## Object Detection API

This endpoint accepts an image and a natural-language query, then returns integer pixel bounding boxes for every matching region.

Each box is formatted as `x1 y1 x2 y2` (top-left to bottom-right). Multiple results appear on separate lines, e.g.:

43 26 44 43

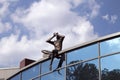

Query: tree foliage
67 60 120 80
102 68 120 80
66 61 99 80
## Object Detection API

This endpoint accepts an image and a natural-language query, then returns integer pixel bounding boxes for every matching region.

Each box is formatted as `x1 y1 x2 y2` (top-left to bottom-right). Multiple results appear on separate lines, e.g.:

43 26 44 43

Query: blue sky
92 0 120 36
0 0 120 68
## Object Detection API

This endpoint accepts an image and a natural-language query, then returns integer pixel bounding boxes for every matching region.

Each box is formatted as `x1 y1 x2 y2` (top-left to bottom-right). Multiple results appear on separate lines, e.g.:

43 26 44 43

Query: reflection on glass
41 60 50 74
22 64 40 80
32 77 40 80
41 58 65 74
101 54 120 80
10 74 21 80
35 78 40 80
67 59 99 80
67 44 98 64
100 37 120 56
41 69 65 80
52 58 65 70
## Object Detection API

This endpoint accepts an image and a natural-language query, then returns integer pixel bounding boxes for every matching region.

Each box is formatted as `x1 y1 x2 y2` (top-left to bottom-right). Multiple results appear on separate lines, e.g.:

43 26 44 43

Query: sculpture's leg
57 54 65 69
49 52 54 70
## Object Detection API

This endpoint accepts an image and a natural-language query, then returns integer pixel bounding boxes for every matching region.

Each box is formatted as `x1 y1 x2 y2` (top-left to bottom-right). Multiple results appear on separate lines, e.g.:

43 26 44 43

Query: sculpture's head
56 35 60 40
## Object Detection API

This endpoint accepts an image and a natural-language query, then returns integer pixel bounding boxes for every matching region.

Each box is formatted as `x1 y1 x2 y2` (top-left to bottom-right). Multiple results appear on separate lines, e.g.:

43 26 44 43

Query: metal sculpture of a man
42 32 65 71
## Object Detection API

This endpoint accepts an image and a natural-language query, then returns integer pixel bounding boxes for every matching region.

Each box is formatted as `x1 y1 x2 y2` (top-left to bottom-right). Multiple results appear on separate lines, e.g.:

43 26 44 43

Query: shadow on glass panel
101 54 120 80
67 60 99 80
67 44 98 64
41 69 65 80
100 37 120 56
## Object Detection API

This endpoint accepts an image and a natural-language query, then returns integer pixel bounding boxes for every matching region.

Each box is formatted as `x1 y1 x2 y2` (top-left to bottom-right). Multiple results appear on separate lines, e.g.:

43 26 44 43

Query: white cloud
0 0 100 67
0 21 12 33
111 15 118 24
102 14 109 21
88 0 100 18
0 0 16 34
102 14 118 24
11 0 99 47
12 0 99 38
0 2 9 17
0 33 48 67
0 0 16 17
69 0 84 7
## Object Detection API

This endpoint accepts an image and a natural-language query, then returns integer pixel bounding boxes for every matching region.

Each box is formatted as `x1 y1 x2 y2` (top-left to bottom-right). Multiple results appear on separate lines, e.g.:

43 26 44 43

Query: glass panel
101 54 120 80
10 74 21 80
41 58 65 74
41 69 65 80
35 78 40 80
22 64 40 80
41 60 50 74
32 77 40 80
67 59 99 80
67 44 98 64
52 58 65 70
100 37 120 56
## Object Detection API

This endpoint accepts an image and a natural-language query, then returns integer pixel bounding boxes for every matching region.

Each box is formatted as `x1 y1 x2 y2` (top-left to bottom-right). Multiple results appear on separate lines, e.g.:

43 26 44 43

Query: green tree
67 60 120 80
102 69 120 80
67 60 99 80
